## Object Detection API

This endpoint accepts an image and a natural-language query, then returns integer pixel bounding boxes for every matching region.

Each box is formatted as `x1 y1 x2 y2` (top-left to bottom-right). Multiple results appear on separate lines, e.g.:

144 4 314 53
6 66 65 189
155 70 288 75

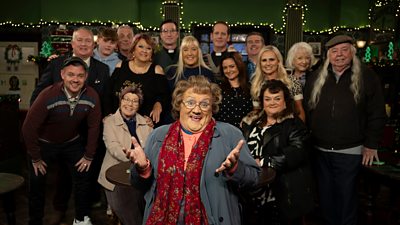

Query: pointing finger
131 136 140 148
234 140 244 153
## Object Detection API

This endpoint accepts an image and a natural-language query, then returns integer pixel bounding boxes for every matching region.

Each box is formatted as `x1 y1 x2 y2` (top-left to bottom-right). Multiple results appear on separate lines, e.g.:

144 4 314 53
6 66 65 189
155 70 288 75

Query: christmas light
388 41 394 60
0 0 397 35
365 46 371 62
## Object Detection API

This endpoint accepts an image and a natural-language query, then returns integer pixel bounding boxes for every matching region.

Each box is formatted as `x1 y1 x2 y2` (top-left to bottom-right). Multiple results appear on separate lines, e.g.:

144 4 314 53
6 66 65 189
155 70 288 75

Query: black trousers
315 150 362 225
28 138 91 225
53 139 105 211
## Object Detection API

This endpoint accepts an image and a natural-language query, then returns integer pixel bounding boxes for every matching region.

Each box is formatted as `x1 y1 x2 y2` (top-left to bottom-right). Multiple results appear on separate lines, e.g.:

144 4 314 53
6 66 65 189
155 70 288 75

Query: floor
0 157 399 225
0 168 115 225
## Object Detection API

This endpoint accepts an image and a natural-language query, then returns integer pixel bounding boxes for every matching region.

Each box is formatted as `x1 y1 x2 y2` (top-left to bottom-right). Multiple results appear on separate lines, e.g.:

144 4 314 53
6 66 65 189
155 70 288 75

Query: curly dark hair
219 52 250 94
258 79 294 121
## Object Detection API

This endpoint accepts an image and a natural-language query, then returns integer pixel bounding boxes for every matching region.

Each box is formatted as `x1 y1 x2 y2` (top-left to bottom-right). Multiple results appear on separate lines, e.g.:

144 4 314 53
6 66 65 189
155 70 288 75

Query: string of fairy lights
368 0 400 32
3 0 396 66
1 0 398 35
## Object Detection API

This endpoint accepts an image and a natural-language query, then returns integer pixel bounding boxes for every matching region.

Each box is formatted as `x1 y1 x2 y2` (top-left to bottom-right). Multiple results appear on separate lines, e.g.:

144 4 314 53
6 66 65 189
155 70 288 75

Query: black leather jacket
242 116 314 220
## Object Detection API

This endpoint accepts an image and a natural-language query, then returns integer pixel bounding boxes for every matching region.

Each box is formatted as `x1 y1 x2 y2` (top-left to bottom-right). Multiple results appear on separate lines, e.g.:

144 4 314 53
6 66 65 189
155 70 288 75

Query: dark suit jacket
30 54 111 115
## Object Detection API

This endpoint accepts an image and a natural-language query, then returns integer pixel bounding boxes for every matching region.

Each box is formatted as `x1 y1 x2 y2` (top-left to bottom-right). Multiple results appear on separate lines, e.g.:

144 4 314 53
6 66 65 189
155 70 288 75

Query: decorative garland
0 1 397 35
4 44 22 65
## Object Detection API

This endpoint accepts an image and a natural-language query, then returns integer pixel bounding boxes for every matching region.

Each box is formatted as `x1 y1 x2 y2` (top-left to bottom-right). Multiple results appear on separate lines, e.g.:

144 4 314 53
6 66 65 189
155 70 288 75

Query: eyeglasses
122 97 139 104
182 99 210 111
161 29 178 34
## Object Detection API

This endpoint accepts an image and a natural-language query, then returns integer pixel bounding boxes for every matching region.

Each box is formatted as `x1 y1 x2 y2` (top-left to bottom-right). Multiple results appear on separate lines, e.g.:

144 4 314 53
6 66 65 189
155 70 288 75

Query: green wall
1 0 41 23
304 0 373 31
40 0 141 23
0 0 383 32
305 0 337 31
340 0 371 28
183 0 285 28
139 0 163 28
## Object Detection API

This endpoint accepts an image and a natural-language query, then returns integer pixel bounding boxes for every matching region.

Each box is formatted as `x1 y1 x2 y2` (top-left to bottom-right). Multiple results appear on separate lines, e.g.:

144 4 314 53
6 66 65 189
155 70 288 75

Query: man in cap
303 35 386 225
23 57 101 225
30 27 110 113
30 27 110 223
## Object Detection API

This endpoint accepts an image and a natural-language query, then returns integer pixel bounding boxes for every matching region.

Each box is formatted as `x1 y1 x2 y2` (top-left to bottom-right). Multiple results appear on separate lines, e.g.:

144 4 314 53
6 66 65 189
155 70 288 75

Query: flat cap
325 35 354 49
62 56 88 71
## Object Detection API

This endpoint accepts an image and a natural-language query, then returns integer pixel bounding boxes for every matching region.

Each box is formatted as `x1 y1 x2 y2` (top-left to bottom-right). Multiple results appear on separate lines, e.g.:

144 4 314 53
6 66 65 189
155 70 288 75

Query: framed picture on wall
308 42 321 56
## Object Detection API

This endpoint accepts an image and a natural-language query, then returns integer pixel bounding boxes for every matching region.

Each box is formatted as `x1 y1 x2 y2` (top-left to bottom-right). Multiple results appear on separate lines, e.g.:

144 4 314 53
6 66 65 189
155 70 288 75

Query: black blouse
108 61 169 122
214 85 253 128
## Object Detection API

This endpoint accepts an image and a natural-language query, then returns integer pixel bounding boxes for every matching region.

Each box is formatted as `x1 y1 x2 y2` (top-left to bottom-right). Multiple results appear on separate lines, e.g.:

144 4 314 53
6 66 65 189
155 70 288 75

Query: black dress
214 84 253 128
109 61 169 123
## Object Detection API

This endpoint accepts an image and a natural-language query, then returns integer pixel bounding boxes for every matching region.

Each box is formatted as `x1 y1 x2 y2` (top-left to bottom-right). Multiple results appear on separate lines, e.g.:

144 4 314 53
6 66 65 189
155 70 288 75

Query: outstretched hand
123 136 148 169
215 140 244 173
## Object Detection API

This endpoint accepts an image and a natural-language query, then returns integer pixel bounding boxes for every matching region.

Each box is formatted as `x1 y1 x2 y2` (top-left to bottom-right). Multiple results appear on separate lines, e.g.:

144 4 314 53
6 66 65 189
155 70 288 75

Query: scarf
146 119 216 225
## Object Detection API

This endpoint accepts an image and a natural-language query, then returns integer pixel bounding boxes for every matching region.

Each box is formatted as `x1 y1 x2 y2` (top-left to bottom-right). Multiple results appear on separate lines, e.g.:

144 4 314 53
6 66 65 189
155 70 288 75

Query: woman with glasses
108 34 169 125
98 85 153 225
125 75 259 225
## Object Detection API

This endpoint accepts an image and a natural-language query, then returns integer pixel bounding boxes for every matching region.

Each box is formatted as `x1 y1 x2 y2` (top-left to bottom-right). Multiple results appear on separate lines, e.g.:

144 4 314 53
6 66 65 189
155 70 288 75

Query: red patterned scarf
146 119 216 225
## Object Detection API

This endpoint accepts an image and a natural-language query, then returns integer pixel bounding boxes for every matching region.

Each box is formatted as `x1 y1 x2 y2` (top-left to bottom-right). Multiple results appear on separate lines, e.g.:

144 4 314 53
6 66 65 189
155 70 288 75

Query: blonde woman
166 35 214 91
286 42 315 88
250 45 305 122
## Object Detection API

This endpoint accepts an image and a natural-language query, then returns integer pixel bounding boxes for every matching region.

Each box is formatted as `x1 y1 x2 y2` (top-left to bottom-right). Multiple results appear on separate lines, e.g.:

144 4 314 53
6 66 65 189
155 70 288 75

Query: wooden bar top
0 173 24 194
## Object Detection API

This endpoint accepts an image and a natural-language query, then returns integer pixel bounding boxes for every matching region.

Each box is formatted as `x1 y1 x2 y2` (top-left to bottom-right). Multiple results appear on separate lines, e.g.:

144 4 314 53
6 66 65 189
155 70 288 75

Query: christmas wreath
5 44 22 65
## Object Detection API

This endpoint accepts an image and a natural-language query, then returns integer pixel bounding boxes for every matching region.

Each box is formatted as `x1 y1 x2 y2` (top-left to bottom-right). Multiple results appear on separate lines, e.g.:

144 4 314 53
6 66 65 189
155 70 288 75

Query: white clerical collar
72 54 90 67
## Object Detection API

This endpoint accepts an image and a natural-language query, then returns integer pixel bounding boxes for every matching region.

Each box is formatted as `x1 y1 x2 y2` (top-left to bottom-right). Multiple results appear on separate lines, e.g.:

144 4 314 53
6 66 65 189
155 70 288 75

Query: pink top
181 131 203 170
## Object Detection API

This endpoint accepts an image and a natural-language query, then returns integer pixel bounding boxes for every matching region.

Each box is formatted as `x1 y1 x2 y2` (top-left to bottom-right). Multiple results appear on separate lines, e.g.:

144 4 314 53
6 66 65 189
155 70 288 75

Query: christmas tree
40 40 54 58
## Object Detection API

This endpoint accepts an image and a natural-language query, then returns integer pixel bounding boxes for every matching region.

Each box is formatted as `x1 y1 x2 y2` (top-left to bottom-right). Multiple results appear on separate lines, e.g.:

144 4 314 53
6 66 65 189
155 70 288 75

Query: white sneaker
72 216 93 225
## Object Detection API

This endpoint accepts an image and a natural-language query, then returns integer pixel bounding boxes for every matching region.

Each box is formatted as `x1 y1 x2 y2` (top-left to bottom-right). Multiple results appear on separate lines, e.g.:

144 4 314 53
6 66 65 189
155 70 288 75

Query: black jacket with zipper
242 116 314 221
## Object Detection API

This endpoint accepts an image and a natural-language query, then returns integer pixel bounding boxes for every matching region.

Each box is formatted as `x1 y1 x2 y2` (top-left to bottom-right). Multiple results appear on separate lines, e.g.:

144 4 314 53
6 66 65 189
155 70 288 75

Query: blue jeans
28 138 91 225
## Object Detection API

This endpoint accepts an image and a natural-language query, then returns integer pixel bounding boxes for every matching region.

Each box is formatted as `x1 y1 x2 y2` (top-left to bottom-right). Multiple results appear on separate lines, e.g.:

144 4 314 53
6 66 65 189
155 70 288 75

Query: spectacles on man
182 99 210 111
161 29 178 34
122 97 139 105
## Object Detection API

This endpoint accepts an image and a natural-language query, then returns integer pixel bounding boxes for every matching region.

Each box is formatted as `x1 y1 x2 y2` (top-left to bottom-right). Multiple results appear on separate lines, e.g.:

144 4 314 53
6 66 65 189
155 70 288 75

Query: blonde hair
170 36 210 85
250 45 292 101
286 42 315 71
308 45 362 109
